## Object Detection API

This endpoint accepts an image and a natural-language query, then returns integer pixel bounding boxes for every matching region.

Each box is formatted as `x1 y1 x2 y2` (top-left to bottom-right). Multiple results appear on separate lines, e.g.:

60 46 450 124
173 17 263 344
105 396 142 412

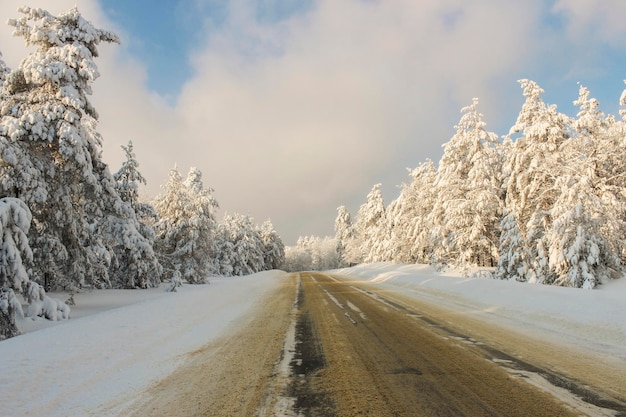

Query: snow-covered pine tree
287 236 339 271
109 141 162 288
368 204 393 264
184 167 219 275
0 198 32 339
397 160 438 264
429 98 503 273
355 184 386 263
334 206 355 267
153 166 187 278
153 166 217 283
540 85 626 288
259 220 285 270
214 224 236 276
114 141 146 212
295 236 316 270
283 245 312 272
0 198 32 292
220 213 265 276
0 52 9 88
496 80 572 284
546 175 621 288
0 7 150 290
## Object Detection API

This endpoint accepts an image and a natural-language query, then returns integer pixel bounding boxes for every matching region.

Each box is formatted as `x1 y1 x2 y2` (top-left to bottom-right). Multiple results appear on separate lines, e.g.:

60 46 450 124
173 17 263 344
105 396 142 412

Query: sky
2 0 626 245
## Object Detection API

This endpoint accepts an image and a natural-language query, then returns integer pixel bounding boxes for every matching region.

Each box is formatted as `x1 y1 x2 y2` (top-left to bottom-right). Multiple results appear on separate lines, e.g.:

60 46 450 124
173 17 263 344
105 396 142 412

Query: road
125 272 626 416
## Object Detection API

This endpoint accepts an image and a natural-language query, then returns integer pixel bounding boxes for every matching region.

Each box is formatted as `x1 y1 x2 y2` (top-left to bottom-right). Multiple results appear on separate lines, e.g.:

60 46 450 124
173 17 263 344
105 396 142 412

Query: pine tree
429 98 503 272
355 184 386 263
539 86 626 288
214 224 236 276
0 52 9 88
286 236 339 271
0 198 32 339
105 142 162 288
184 167 219 275
0 7 147 290
398 160 438 264
114 141 146 211
220 213 265 276
153 166 218 283
259 220 285 270
496 80 572 283
334 206 354 267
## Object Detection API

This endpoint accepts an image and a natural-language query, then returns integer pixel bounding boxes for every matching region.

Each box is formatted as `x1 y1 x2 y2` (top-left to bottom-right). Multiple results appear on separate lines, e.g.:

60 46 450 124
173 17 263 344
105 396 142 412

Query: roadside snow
0 271 288 417
335 263 626 362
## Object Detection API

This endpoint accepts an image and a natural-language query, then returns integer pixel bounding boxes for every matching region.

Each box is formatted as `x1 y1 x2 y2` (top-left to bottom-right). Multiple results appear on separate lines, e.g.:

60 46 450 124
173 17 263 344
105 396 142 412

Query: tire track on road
303 272 582 417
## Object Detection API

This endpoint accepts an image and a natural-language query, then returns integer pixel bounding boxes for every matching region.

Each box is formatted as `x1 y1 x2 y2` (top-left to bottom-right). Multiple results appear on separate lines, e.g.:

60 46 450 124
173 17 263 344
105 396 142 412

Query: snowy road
287 272 621 416
129 272 625 416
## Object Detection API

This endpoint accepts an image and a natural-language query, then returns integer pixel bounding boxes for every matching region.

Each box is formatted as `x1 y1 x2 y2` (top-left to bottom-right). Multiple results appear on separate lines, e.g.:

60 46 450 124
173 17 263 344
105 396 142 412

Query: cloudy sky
2 0 626 244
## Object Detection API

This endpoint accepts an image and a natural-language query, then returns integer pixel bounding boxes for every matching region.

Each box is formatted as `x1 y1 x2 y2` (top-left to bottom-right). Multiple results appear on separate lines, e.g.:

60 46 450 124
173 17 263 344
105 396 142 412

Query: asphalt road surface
126 272 626 417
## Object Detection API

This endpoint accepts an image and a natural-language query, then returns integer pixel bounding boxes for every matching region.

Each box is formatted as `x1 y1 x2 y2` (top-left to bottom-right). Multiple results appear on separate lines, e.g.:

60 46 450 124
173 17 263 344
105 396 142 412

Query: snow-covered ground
2 264 625 416
0 271 288 417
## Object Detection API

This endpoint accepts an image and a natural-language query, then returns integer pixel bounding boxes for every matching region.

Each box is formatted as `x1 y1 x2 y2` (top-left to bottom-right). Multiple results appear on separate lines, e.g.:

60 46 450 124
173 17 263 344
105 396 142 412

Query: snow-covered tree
0 7 161 291
153 166 218 283
545 175 622 288
114 141 146 213
496 80 572 283
259 220 285 270
167 269 183 292
283 236 339 272
24 281 70 321
0 52 9 88
538 86 626 288
113 140 159 251
283 245 312 272
0 7 141 290
183 167 219 273
0 198 32 339
219 213 266 276
213 224 236 276
334 206 355 267
355 184 386 263
107 141 162 288
0 198 32 292
0 287 22 340
429 98 503 272
385 160 438 264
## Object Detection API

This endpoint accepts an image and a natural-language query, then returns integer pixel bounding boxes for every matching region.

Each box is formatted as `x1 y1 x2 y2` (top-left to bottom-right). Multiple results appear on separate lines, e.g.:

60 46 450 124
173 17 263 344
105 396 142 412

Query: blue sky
2 0 626 244
100 0 315 101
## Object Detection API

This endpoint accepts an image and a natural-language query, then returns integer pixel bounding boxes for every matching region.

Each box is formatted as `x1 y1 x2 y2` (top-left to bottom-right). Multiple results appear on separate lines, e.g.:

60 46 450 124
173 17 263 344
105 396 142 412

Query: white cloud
552 0 626 45
174 0 544 241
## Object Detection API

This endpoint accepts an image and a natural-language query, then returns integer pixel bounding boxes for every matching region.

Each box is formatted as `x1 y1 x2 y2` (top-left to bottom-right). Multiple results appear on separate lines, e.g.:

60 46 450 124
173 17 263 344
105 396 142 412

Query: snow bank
0 271 288 417
336 263 626 361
